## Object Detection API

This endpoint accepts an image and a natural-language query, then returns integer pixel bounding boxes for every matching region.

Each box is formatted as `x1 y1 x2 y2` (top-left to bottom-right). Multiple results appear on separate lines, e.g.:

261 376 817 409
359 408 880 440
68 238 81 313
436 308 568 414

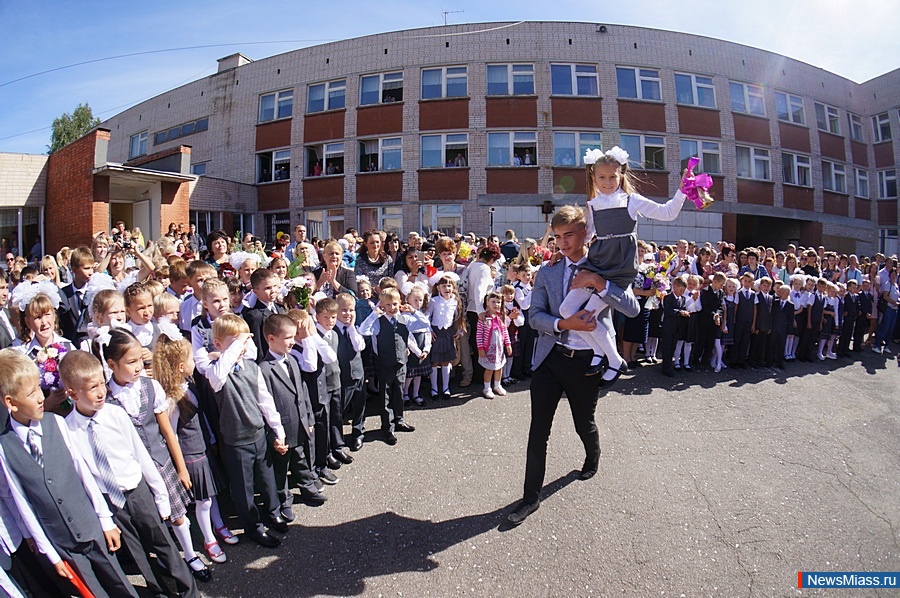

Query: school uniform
57 283 90 346
802 292 826 360
771 297 794 369
290 334 336 476
695 286 723 369
732 288 756 367
659 292 686 375
242 297 285 362
512 281 535 377
178 294 202 334
751 290 774 367
855 290 874 350
359 312 412 437
316 324 346 457
838 293 859 356
0 307 16 350
335 322 366 446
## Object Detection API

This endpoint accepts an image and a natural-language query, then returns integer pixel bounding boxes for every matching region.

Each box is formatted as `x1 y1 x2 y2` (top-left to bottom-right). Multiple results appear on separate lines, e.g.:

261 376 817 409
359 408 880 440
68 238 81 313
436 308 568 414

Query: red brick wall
257 181 290 211
418 169 469 200
783 185 814 211
161 181 190 226
357 103 403 136
617 100 666 133
721 213 737 243
304 110 345 143
855 198 871 221
818 132 846 161
677 106 721 138
550 97 602 128
356 171 403 203
486 168 538 194
878 200 898 226
552 167 586 197
874 142 894 168
733 113 771 146
633 171 670 198
822 191 848 216
256 120 292 151
850 141 868 167
736 179 774 205
303 176 344 207
778 122 811 154
419 99 469 131
486 97 537 128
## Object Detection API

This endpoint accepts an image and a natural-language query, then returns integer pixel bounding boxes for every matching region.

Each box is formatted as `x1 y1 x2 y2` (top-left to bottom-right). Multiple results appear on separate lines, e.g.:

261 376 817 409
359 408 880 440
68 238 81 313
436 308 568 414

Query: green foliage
48 103 100 154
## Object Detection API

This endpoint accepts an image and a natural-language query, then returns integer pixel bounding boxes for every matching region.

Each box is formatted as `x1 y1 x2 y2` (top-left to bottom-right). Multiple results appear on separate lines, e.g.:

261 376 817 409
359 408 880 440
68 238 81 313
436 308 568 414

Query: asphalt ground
131 346 898 597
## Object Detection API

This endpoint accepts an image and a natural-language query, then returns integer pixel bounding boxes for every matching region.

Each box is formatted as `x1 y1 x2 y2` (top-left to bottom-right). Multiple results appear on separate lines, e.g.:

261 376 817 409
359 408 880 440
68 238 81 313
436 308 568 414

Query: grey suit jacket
529 258 640 369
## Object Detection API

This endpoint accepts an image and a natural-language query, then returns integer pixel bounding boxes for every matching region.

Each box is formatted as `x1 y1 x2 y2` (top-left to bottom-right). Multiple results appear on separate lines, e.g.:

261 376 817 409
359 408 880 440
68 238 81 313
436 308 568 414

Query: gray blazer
529 258 640 369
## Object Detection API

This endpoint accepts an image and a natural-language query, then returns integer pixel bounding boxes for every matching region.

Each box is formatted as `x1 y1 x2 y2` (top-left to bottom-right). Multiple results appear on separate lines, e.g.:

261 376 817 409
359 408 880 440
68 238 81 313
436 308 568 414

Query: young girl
560 146 692 383
124 281 159 373
269 256 288 281
476 291 512 399
500 284 525 387
96 328 208 579
786 275 807 361
154 291 182 324
720 278 738 369
427 274 464 400
819 282 839 360
403 285 432 406
153 327 236 566
681 274 703 371
230 251 261 294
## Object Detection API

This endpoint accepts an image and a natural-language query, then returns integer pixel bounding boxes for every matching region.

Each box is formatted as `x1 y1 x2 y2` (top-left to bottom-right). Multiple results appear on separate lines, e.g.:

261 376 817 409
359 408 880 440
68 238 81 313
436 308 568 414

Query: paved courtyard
165 351 897 597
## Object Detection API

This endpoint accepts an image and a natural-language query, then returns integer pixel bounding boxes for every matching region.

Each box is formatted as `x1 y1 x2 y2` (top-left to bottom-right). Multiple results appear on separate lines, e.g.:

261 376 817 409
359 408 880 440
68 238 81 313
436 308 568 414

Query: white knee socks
195 498 216 545
171 518 197 561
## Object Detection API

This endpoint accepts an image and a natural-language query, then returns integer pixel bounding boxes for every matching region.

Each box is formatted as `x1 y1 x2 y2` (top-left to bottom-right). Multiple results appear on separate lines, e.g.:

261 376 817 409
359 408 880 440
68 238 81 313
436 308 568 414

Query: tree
48 103 100 154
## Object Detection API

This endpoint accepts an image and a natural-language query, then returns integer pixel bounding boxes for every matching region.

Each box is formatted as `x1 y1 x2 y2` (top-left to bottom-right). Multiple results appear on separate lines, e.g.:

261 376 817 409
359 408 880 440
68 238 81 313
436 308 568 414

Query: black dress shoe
318 468 339 485
384 432 398 445
507 500 540 526
332 448 354 464
280 506 296 522
580 462 599 480
313 478 324 490
299 489 328 505
348 436 364 452
442 390 452 400
597 364 625 388
661 368 674 378
185 556 211 582
326 454 343 470
267 516 289 534
246 531 281 548
394 420 416 432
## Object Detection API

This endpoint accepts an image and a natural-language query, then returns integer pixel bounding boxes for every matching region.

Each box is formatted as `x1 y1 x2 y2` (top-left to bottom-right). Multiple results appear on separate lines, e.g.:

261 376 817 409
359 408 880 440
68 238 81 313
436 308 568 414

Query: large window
359 206 402 235
257 149 290 183
775 92 805 125
815 102 840 135
849 113 864 142
190 163 207 176
231 213 253 236
553 132 601 166
421 66 467 99
487 132 537 166
680 140 720 174
189 210 219 244
263 212 290 246
154 117 209 146
307 80 346 113
421 134 469 168
360 72 403 105
620 134 665 170
878 169 897 199
855 168 869 199
822 161 847 193
129 131 147 159
486 64 534 96
782 153 811 187
873 113 892 143
421 204 462 236
616 67 661 101
736 146 770 180
305 209 344 240
674 73 716 108
305 143 344 177
730 81 765 116
359 138 401 172
550 64 599 96
259 90 293 122
0 207 41 263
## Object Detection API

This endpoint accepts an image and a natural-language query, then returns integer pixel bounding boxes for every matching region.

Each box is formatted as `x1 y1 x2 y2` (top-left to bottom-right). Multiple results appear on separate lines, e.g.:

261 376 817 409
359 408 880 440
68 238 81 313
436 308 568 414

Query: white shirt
0 446 58 568
178 295 201 332
0 309 16 341
66 405 171 519
554 255 592 350
128 320 155 347
514 282 533 311
12 332 72 357
685 291 702 312
335 322 366 352
586 189 686 239
108 378 168 418
427 294 458 330
406 311 433 358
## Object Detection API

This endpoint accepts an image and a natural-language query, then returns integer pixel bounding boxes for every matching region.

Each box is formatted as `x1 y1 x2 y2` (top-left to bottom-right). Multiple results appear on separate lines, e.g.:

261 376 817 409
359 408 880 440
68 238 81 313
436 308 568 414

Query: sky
0 0 896 155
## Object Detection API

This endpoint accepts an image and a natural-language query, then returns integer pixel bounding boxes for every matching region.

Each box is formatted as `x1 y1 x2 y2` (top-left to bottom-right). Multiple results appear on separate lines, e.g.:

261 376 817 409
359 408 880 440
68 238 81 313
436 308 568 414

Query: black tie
565 263 577 294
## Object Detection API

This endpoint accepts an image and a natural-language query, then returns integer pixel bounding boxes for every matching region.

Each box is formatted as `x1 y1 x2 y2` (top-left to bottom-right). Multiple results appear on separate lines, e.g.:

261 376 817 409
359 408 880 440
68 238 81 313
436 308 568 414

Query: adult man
285 224 308 259
507 206 639 526
500 230 520 262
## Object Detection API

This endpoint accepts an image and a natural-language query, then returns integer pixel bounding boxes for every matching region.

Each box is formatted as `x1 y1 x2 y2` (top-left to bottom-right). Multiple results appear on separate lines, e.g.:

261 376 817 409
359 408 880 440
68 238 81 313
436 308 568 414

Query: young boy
856 278 875 350
242 269 285 360
57 246 95 345
166 259 191 300
206 315 288 547
192 278 239 377
179 261 216 333
771 284 794 369
259 315 325 517
660 277 690 377
314 298 352 470
511 263 534 380
0 349 136 597
732 273 757 368
358 288 417 445
750 277 774 368
335 293 366 452
695 272 726 370
837 280 860 357
61 350 201 595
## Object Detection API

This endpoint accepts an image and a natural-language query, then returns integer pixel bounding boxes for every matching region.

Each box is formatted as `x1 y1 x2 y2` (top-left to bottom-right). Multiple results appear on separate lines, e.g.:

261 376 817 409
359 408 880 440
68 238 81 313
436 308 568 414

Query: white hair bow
229 251 261 270
157 320 182 342
11 280 61 311
583 146 629 166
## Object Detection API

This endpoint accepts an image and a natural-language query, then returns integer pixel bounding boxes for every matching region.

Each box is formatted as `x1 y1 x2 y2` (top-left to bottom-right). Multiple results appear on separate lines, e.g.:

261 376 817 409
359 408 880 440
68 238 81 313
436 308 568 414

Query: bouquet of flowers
285 276 314 309
639 252 676 310
34 343 68 392
681 156 715 210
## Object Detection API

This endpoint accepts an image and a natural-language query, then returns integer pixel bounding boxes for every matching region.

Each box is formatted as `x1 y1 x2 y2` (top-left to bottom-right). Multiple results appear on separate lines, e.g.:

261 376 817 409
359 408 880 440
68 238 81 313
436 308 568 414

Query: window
550 64 599 96
307 80 345 113
822 161 846 193
129 132 147 159
486 64 534 95
775 92 805 125
680 140 720 174
360 72 403 105
306 209 344 240
259 90 293 122
190 210 220 243
620 134 665 170
190 163 207 176
359 206 402 235
154 117 209 146
263 212 290 245
616 67 661 101
232 213 253 236
487 132 537 166
421 204 462 236
873 113 892 143
674 73 716 108
421 133 469 168
736 146 770 180
257 149 290 183
553 132 601 166
849 113 864 142
814 102 840 135
359 138 401 172
878 169 897 199
730 82 765 116
421 66 467 99
305 143 344 177
855 168 869 199
782 153 811 187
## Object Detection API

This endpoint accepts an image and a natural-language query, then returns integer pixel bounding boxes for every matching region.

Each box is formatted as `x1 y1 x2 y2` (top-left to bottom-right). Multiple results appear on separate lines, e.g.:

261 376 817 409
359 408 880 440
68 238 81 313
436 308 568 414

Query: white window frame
730 81 765 116
873 112 892 143
855 168 869 199
736 145 771 181
421 66 468 100
258 89 293 122
553 132 602 167
129 131 148 159
679 139 721 174
878 169 897 199
615 66 661 101
486 64 535 96
849 113 864 142
359 71 404 105
420 133 469 168
814 102 841 135
782 152 811 187
307 79 346 113
421 204 462 236
487 131 538 167
774 92 805 125
257 149 291 184
550 64 599 97
305 142 344 177
358 206 403 235
674 73 716 108
822 160 847 193
620 134 665 171
359 137 402 172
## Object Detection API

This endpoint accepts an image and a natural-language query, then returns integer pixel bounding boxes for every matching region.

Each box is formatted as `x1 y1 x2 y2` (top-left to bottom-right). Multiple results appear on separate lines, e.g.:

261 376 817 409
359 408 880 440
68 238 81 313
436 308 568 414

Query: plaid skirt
156 455 191 521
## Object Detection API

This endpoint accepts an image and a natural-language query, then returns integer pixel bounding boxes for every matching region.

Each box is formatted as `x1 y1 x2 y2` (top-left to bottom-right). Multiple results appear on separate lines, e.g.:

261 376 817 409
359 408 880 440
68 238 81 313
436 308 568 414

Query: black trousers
312 396 331 471
838 317 855 354
659 330 676 372
732 321 752 365
694 321 716 367
379 364 406 433
523 349 603 505
327 387 346 450
343 379 366 438
221 434 279 536
467 311 484 381
270 437 317 508
7 541 68 597
853 315 869 349
771 330 787 368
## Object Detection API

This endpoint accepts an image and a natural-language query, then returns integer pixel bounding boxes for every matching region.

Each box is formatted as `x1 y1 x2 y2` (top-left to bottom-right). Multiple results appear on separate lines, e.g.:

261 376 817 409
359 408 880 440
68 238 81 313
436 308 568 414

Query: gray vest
317 329 341 392
336 325 364 384
106 377 170 468
376 315 408 368
213 360 265 446
174 394 207 457
0 416 102 550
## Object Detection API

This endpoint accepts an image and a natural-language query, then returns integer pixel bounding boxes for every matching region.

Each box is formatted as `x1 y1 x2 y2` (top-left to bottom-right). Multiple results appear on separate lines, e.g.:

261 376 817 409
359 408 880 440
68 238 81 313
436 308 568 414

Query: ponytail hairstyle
152 333 192 412
430 274 466 334
92 327 141 369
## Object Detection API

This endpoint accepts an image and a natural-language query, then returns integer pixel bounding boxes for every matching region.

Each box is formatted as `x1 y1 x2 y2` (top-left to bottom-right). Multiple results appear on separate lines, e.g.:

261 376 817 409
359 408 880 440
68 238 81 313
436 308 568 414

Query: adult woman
384 233 401 265
55 246 72 285
39 255 64 287
293 242 320 271
622 253 656 368
712 245 737 277
779 253 799 284
205 229 231 271
690 246 714 279
822 252 840 283
314 240 358 297
801 250 820 277
393 247 429 291
91 234 110 270
872 267 899 354
513 238 542 269
354 230 394 283
463 243 501 386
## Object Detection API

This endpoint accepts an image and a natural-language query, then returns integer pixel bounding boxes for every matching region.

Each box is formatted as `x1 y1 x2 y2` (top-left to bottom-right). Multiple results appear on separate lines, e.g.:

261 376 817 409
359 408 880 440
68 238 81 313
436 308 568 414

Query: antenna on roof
442 10 463 26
